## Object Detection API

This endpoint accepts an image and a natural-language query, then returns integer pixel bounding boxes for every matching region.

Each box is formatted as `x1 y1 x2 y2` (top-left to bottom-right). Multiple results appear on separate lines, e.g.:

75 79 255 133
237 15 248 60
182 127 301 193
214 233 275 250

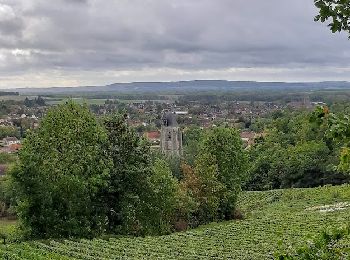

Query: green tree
199 127 248 219
9 101 110 238
141 159 181 234
246 142 285 190
102 114 151 234
246 109 347 190
311 106 350 172
280 141 331 188
325 113 350 172
193 153 225 223
183 126 203 166
314 0 350 37
103 114 183 235
0 126 20 139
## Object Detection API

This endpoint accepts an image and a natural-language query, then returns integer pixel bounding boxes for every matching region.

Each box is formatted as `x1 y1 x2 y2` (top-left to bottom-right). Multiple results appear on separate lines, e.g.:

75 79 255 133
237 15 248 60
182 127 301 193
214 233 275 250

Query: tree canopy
10 101 110 238
199 127 248 219
246 109 349 190
312 106 350 172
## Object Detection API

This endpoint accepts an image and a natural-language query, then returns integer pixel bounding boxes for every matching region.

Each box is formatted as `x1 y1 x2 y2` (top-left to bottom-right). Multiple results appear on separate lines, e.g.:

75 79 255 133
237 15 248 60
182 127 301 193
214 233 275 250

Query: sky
0 0 349 88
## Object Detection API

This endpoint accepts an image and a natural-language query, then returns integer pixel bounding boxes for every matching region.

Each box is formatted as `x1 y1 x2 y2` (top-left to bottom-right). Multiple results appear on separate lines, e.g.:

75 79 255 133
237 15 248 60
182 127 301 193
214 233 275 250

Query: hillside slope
1 185 350 259
13 80 350 95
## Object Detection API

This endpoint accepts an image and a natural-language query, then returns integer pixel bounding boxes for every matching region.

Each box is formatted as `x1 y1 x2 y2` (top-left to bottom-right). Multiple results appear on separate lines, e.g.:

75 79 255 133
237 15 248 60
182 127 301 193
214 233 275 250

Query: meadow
0 184 349 259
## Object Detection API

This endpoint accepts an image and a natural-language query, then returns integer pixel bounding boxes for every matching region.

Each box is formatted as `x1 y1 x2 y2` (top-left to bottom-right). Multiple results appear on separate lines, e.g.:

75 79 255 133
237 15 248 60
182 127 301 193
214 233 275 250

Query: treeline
0 100 22 117
178 91 308 104
0 92 19 96
6 101 247 239
245 109 350 190
178 90 350 104
44 94 171 100
24 96 46 107
182 107 350 192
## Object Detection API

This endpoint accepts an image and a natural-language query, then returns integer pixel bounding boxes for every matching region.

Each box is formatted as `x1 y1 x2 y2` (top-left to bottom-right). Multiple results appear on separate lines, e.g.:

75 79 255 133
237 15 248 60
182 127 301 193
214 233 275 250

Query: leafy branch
314 0 350 37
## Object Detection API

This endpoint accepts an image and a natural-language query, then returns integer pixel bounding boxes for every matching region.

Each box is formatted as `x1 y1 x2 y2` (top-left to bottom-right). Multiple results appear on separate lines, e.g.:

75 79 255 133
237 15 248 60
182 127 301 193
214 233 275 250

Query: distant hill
8 80 350 95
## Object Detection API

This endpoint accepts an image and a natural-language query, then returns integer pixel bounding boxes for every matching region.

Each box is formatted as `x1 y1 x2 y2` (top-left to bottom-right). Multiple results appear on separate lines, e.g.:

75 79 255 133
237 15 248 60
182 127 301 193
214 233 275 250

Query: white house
2 137 20 146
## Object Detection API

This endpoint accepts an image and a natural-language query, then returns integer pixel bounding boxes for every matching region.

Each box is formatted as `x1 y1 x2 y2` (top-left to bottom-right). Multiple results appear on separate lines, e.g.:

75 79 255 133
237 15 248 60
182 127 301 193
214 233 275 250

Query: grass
0 185 349 259
0 218 17 244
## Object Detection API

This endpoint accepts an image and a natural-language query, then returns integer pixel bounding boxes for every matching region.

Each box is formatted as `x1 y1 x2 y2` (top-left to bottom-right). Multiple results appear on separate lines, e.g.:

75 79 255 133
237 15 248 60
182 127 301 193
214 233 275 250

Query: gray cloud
0 0 349 88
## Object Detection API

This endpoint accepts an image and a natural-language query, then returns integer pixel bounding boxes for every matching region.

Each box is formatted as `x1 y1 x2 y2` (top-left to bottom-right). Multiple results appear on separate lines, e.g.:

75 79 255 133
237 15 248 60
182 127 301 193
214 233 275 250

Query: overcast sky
0 0 349 88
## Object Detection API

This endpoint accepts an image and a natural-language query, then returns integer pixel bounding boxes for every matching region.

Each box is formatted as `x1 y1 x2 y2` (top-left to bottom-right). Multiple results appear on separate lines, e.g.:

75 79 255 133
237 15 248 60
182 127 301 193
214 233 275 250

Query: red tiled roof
144 131 161 140
9 143 21 151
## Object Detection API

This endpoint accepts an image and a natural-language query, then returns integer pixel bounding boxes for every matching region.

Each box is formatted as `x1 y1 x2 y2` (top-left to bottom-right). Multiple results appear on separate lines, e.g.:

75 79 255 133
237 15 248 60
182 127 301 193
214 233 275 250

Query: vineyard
1 184 350 259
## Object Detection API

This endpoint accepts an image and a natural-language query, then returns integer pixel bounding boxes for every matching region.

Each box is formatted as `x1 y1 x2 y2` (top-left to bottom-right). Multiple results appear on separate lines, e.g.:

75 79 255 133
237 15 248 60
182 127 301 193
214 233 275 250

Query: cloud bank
0 0 349 88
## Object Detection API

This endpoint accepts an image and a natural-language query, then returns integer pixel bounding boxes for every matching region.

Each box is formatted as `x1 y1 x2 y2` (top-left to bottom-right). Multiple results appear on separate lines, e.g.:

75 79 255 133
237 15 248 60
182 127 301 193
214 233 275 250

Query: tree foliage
199 127 248 219
311 106 350 172
182 126 203 166
0 126 20 139
280 141 331 188
9 103 186 238
193 153 225 223
314 0 350 37
102 113 151 234
142 159 182 234
24 96 46 107
10 101 110 238
246 109 349 190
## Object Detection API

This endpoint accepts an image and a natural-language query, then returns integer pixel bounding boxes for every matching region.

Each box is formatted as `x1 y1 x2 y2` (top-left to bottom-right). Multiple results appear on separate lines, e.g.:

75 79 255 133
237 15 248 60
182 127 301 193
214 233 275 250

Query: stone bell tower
160 112 182 156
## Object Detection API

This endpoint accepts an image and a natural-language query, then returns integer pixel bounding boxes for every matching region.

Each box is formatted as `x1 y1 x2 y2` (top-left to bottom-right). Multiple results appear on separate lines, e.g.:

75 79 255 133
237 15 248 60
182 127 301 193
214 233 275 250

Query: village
0 94 322 161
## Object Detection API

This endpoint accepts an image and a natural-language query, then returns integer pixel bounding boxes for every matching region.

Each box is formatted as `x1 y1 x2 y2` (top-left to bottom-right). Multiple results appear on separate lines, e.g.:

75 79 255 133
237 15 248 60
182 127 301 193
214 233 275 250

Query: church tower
160 112 182 156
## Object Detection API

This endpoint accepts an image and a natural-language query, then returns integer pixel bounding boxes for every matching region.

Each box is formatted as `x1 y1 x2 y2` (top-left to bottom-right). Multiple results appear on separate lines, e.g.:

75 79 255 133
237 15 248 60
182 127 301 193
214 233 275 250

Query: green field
45 98 108 105
1 185 350 259
0 95 37 101
45 98 175 105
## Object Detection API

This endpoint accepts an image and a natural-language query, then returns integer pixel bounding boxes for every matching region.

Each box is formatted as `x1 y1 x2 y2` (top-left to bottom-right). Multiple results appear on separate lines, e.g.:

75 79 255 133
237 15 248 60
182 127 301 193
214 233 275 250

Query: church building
160 112 182 156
